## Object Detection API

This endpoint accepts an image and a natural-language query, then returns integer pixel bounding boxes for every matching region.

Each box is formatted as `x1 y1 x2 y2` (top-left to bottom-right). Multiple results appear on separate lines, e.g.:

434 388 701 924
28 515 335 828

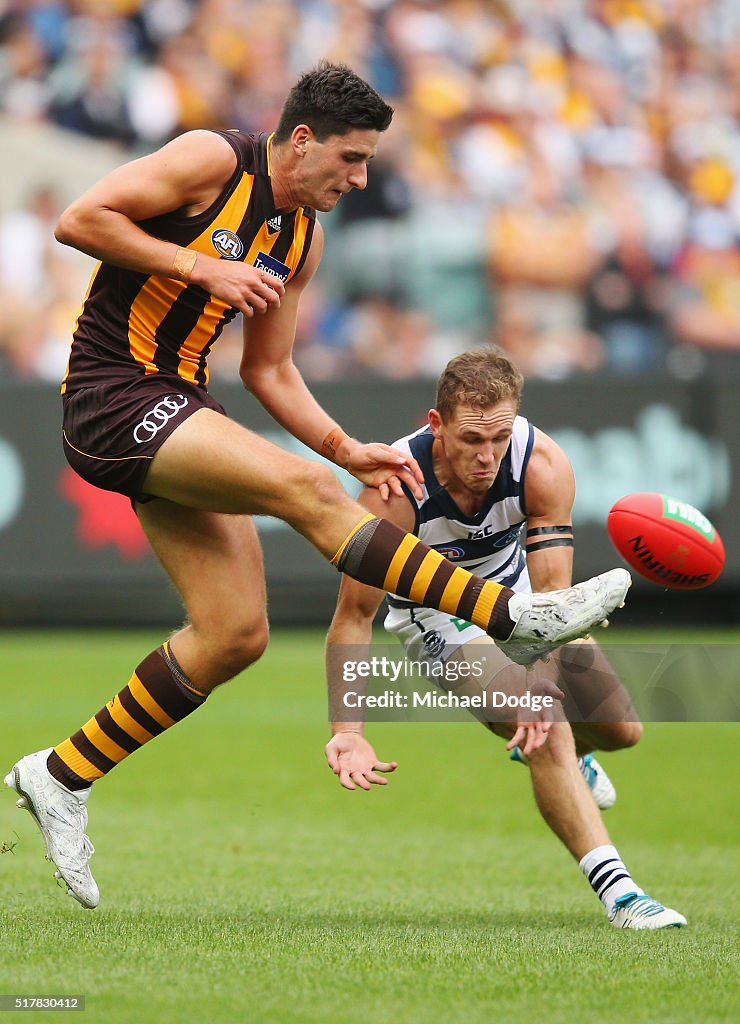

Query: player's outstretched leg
332 515 631 662
4 748 98 909
580 846 687 929
520 728 685 930
4 641 210 909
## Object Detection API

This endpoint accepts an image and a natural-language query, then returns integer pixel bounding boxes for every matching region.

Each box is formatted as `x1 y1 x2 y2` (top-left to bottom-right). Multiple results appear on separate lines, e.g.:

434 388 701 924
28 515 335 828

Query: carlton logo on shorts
211 228 244 259
133 394 190 444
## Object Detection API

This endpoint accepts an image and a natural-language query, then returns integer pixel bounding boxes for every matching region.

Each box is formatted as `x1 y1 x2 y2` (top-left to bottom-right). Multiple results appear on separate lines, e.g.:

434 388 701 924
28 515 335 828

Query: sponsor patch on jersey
266 215 282 233
211 228 244 260
437 545 466 560
254 251 290 282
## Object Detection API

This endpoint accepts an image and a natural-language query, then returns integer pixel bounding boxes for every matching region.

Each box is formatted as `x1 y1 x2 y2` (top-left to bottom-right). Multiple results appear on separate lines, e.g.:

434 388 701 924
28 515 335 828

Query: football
607 492 725 589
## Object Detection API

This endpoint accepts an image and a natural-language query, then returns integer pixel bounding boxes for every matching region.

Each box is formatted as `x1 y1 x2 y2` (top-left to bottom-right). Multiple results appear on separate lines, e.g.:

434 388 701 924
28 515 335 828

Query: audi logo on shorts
133 394 190 444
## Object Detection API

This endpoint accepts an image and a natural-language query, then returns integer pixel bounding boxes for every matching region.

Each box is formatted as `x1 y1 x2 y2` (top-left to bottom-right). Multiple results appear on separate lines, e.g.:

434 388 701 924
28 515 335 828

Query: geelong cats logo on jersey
211 228 244 259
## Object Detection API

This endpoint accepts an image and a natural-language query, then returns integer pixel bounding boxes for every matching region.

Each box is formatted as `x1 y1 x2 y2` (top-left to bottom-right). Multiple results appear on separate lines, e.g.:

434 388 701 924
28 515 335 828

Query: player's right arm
54 131 284 317
324 485 416 790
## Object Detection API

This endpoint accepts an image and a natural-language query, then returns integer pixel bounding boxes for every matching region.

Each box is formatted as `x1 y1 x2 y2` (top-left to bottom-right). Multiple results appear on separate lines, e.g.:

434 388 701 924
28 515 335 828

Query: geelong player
5 64 629 909
325 349 685 930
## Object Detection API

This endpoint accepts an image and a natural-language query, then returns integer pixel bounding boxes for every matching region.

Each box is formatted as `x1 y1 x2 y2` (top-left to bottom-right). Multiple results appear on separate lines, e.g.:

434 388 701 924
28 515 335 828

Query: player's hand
191 254 285 317
339 441 424 501
492 662 564 756
325 732 398 791
506 720 552 757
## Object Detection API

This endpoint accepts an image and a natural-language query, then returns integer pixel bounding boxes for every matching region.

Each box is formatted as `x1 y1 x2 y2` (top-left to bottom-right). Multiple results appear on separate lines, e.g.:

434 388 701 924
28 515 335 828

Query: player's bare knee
283 462 346 524
218 621 270 678
528 723 576 765
615 721 643 748
593 720 643 751
485 721 516 742
310 463 345 506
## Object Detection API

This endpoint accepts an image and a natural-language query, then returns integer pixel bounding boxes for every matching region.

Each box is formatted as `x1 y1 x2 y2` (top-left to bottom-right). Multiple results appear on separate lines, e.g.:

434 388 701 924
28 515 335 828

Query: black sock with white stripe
579 845 644 915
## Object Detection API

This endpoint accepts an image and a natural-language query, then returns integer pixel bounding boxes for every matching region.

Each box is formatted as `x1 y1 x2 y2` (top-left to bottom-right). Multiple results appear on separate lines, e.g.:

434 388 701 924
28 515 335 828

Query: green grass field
1 629 738 1023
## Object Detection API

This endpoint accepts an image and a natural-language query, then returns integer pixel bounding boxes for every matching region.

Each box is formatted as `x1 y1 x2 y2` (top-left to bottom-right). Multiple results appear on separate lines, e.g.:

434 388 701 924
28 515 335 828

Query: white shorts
383 601 633 728
383 603 512 674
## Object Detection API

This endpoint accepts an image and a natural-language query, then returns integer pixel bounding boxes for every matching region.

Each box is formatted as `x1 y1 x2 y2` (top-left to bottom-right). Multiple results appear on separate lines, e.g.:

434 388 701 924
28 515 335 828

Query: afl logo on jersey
211 229 244 259
437 545 465 560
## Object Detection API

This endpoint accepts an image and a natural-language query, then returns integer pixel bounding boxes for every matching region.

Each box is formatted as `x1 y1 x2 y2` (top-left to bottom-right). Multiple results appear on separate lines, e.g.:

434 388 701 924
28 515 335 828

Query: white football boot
499 568 631 665
5 748 99 909
609 892 687 929
578 754 617 810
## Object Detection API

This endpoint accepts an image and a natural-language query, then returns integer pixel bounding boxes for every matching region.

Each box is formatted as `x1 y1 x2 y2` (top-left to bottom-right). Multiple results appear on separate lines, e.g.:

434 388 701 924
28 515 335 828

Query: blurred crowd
1 0 739 383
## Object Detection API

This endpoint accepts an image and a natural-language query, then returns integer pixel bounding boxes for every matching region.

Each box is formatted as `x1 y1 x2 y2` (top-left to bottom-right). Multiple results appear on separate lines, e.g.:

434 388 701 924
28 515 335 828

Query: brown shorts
62 374 226 501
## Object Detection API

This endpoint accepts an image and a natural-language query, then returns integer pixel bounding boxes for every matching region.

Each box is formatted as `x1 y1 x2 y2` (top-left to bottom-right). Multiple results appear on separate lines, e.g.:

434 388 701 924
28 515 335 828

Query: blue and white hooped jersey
387 415 535 609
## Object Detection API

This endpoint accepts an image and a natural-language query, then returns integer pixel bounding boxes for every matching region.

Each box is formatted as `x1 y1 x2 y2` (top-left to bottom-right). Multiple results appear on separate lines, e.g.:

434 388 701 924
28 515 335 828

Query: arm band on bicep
526 525 573 538
525 537 574 553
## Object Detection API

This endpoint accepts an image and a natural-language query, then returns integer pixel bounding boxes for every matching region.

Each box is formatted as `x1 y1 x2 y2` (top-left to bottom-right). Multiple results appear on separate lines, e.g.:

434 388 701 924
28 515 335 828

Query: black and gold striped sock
332 514 516 639
47 642 208 791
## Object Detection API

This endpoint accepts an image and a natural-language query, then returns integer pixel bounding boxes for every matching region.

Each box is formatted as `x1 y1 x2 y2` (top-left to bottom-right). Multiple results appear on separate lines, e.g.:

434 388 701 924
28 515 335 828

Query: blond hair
435 348 523 422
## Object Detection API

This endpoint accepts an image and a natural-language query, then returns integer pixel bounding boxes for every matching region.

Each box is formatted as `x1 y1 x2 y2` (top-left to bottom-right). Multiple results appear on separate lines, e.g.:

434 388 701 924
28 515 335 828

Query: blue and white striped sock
579 844 644 915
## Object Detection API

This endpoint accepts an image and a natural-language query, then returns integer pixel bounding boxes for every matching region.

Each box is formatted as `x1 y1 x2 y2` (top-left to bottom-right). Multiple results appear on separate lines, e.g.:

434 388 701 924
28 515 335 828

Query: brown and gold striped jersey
62 131 316 395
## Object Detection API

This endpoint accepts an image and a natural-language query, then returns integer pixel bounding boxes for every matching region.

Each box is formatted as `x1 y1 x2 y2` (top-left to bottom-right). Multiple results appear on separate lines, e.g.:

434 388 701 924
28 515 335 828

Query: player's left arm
522 428 576 592
240 221 422 499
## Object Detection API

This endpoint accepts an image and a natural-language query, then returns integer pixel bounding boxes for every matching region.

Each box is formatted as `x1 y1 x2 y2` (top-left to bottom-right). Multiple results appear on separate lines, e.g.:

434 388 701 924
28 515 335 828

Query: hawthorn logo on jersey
254 251 290 283
266 215 282 233
211 228 244 259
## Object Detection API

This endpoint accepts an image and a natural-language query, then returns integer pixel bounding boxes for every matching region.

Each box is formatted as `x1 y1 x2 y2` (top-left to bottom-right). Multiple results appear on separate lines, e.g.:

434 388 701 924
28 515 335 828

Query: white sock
579 844 644 915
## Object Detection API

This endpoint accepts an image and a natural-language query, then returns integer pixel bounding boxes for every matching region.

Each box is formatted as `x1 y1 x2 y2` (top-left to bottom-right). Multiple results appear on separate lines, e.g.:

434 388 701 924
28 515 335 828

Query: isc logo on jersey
211 229 244 259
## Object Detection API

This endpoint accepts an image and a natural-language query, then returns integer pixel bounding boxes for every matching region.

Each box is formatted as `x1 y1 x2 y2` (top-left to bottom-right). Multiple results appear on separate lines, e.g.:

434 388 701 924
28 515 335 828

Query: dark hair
435 348 524 421
274 61 393 142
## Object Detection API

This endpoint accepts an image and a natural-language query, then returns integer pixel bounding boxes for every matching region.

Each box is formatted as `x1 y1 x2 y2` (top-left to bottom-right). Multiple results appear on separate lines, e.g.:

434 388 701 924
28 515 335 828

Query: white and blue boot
578 753 616 810
509 748 617 810
609 892 687 929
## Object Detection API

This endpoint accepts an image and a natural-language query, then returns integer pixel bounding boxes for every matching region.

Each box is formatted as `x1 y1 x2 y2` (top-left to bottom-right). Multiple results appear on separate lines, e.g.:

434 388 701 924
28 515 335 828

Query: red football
607 492 725 589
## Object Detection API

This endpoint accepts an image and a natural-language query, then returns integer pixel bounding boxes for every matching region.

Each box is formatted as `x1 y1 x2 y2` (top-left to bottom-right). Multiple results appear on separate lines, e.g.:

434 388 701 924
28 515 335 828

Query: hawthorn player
5 64 629 909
